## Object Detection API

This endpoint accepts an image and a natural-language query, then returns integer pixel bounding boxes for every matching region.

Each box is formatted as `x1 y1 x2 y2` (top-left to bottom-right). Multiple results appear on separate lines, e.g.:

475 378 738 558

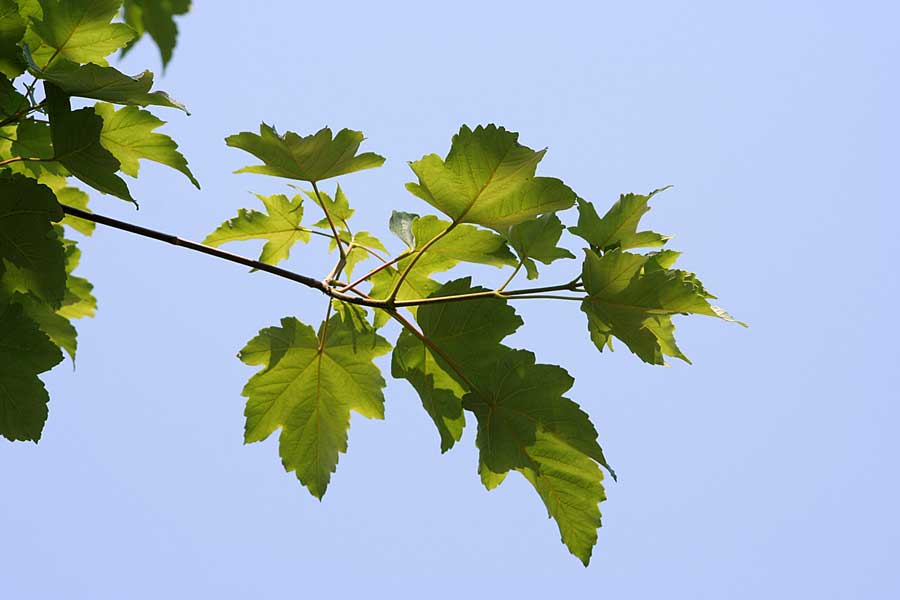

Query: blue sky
3 1 898 597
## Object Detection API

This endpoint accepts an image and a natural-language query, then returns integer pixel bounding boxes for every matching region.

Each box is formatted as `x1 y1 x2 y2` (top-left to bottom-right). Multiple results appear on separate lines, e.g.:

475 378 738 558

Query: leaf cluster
1 0 743 566
0 0 195 442
210 121 743 564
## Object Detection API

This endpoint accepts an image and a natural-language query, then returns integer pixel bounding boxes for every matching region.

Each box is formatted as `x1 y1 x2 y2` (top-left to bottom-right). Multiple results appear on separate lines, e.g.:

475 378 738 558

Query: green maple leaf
302 184 354 230
94 102 197 187
227 124 385 182
45 82 133 202
0 301 63 441
0 0 26 77
0 172 65 305
406 124 576 230
334 231 387 278
569 187 672 252
507 213 575 279
580 248 741 365
204 193 310 266
27 52 187 112
463 348 612 566
30 0 135 65
121 0 190 68
391 278 523 451
239 306 391 498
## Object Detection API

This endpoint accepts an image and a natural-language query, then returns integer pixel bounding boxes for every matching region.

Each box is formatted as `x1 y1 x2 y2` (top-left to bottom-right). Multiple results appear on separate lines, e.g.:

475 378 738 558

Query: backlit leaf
31 0 135 65
569 187 672 252
406 125 576 229
227 124 385 182
94 102 197 186
507 213 575 279
204 193 310 266
239 307 391 498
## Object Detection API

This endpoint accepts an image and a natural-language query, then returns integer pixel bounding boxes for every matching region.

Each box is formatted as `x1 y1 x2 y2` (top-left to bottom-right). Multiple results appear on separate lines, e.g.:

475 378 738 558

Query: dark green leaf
463 348 610 566
406 125 576 229
0 171 65 304
121 0 190 68
0 300 63 441
391 278 523 451
0 0 26 77
45 82 134 202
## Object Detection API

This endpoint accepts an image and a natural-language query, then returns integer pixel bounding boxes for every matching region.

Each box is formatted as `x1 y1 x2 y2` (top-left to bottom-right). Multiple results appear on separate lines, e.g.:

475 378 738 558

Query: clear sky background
3 1 898 597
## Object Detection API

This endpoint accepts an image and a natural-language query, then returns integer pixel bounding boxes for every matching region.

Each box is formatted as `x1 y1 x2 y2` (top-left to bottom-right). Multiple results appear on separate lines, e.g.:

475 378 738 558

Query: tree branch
60 204 585 310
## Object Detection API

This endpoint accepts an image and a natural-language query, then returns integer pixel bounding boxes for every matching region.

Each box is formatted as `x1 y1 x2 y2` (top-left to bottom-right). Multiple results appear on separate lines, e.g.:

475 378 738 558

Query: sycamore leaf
302 184 354 231
94 102 197 187
121 0 190 68
0 0 26 77
30 0 134 65
0 172 65 305
388 210 418 249
569 187 672 252
27 52 186 112
391 278 523 451
58 243 96 319
239 307 391 498
227 124 385 182
580 248 736 365
0 301 63 441
45 82 133 202
507 213 575 279
463 348 611 566
204 193 310 266
406 124 576 230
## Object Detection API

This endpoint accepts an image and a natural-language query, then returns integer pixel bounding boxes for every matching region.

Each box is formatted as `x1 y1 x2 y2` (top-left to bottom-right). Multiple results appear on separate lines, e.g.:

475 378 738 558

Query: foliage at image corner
0 0 744 566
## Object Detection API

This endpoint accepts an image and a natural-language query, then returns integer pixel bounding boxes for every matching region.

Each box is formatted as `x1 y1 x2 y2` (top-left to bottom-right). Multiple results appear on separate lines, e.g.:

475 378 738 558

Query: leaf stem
59 204 585 310
497 260 523 292
386 221 457 302
311 181 346 260
337 250 410 292
386 309 477 392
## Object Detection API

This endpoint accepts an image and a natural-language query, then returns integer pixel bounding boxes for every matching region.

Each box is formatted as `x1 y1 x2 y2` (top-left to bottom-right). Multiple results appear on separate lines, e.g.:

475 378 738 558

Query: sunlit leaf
407 124 576 229
228 124 385 182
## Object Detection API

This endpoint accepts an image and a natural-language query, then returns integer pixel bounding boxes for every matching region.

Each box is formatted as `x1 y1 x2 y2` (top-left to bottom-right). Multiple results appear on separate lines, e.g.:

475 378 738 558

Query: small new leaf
204 193 309 266
388 210 418 249
407 125 576 230
227 124 385 182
